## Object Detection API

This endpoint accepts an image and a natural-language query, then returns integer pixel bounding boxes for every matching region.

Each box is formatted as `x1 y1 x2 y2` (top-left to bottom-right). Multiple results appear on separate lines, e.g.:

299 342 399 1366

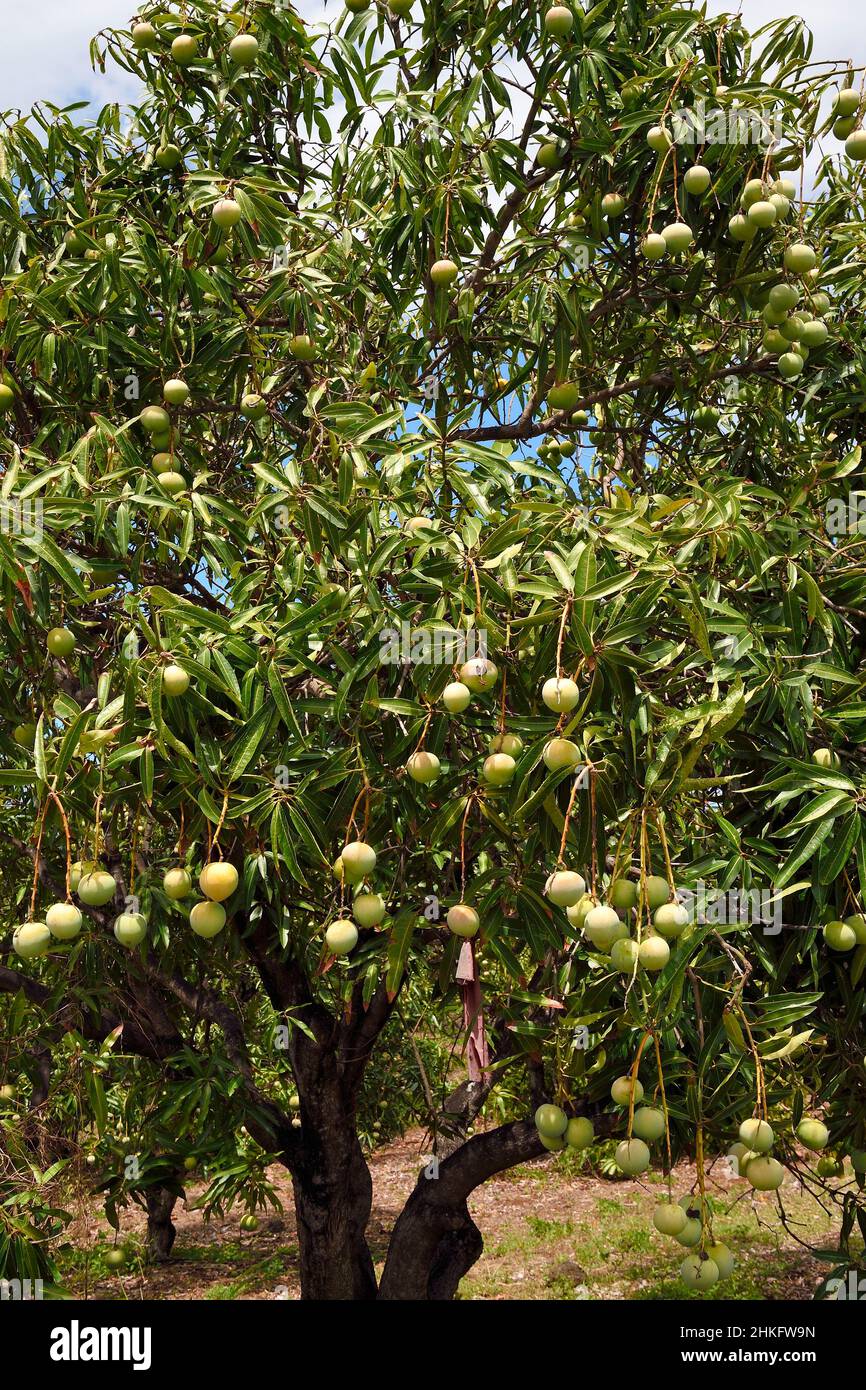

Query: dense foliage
1 0 865 1298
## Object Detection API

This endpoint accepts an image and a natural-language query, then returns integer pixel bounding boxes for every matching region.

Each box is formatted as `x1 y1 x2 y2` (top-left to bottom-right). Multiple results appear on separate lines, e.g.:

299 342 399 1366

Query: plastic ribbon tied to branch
456 938 489 1081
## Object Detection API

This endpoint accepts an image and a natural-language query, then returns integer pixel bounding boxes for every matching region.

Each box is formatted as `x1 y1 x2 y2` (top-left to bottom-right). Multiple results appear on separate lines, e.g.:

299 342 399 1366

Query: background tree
1 0 866 1299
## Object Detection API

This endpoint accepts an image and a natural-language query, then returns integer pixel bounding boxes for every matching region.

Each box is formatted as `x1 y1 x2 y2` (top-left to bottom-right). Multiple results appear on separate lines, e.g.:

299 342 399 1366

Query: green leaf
54 706 92 780
544 549 574 593
775 817 836 889
33 713 47 786
140 746 154 806
228 705 273 783
386 909 416 1001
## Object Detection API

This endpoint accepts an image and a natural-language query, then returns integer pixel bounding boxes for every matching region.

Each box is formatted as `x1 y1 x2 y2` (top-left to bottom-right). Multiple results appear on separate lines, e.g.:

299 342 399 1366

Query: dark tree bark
379 1104 619 1300
241 913 379 1299
2 924 596 1302
378 1120 543 1300
290 1110 377 1300
144 1185 178 1263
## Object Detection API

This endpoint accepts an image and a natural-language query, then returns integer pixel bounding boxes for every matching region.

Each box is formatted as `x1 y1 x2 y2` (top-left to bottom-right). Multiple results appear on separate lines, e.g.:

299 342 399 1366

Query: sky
0 2 861 116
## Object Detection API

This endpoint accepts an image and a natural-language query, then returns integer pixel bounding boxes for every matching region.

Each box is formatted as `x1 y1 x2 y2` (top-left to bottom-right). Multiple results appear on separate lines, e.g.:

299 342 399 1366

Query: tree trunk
291 1139 377 1299
144 1185 178 1263
379 1120 543 1300
289 1053 377 1299
379 1189 484 1299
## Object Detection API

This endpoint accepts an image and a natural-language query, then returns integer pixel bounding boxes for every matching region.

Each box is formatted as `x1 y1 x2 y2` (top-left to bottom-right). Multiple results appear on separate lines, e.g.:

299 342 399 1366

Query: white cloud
0 1 139 113
704 1 860 68
0 2 859 122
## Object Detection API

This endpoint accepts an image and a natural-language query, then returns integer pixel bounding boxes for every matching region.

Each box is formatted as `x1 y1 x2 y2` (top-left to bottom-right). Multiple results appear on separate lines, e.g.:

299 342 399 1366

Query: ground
60 1131 844 1300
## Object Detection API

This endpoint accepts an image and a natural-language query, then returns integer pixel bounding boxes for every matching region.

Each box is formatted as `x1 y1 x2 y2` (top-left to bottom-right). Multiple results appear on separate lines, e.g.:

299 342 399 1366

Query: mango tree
1 0 866 1299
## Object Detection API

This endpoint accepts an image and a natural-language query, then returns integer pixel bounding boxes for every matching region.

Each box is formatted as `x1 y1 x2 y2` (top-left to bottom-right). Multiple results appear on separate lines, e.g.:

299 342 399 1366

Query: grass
457 1159 844 1301
51 1136 856 1301
202 1252 294 1300
526 1216 574 1239
58 1236 144 1282
58 1227 299 1300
